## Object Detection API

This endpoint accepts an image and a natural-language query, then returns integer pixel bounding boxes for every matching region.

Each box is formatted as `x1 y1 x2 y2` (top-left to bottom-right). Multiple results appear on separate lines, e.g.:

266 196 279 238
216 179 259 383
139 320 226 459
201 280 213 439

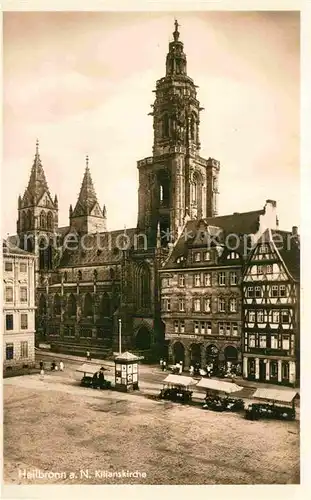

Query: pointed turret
54 194 58 207
23 139 52 206
70 156 107 234
103 204 107 218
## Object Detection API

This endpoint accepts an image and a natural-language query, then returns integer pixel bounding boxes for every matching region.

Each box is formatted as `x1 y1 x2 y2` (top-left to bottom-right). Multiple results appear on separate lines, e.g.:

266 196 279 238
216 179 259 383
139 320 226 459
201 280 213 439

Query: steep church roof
22 140 52 206
72 156 103 218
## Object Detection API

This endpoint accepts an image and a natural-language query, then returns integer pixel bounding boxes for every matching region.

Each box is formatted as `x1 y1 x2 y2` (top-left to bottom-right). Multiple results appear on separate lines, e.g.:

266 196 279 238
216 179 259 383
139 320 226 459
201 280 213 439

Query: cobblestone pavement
3 367 300 485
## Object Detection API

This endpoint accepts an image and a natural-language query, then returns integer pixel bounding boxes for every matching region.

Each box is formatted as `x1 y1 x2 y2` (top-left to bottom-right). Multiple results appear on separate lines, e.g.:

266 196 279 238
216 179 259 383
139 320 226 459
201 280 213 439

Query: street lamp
118 318 122 355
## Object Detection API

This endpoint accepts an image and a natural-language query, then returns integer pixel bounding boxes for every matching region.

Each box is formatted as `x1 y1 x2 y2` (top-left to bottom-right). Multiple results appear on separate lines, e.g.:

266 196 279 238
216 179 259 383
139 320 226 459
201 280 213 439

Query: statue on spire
173 19 180 41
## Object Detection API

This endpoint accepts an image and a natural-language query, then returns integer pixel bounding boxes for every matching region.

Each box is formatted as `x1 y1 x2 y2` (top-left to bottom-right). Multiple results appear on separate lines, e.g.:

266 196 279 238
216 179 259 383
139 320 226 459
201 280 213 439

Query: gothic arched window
137 264 151 308
158 170 170 207
27 210 32 230
190 114 197 141
47 211 53 230
39 240 46 270
21 212 27 231
39 294 47 315
100 292 110 318
163 114 169 138
67 294 76 317
54 294 61 316
40 211 47 229
83 293 93 317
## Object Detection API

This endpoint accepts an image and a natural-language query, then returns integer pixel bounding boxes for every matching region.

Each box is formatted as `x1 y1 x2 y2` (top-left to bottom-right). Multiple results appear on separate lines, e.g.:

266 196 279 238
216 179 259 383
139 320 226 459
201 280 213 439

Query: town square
2 10 300 487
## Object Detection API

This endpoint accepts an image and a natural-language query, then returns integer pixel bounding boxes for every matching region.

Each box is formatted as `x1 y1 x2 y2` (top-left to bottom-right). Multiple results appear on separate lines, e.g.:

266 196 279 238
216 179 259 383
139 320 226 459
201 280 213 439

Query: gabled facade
242 228 300 386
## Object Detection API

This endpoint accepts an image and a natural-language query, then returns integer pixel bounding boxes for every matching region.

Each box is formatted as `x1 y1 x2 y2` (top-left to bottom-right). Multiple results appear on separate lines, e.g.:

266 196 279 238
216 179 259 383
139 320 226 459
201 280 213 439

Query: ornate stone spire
22 139 52 205
72 156 100 216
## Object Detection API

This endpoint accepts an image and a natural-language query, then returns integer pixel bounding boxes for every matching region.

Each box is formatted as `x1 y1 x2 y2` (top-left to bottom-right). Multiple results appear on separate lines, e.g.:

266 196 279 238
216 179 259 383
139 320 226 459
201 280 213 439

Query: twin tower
17 21 220 251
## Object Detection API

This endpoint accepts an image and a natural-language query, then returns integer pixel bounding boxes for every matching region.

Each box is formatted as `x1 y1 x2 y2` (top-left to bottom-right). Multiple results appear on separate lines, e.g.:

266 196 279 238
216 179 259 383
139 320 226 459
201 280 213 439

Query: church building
9 22 299 373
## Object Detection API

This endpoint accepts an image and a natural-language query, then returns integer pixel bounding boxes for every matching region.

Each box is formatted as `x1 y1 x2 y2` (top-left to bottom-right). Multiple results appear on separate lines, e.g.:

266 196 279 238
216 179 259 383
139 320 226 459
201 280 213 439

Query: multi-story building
6 21 298 369
160 204 279 368
242 227 300 386
3 240 36 370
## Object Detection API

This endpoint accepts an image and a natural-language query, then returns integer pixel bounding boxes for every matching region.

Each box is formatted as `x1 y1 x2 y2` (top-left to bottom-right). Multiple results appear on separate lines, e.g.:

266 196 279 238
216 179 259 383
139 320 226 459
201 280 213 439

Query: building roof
59 228 137 268
163 209 264 269
205 209 263 235
2 239 35 257
21 141 54 207
271 229 300 281
72 159 104 218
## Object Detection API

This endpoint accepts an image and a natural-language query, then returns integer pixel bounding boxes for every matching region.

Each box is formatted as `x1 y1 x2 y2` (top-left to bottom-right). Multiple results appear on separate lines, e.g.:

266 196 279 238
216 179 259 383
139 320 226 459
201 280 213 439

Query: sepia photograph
2 7 300 489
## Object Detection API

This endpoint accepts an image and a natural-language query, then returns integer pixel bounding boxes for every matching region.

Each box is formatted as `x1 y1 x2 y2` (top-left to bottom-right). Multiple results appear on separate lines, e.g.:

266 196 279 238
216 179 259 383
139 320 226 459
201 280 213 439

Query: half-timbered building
242 227 300 386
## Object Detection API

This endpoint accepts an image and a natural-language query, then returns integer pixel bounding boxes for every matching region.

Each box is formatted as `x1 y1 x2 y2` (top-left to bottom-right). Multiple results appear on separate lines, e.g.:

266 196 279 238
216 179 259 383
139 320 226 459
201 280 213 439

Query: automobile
244 402 295 421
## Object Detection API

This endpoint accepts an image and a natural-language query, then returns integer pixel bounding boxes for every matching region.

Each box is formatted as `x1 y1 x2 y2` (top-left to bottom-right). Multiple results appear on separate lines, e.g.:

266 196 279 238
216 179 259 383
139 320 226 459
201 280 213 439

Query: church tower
69 156 107 235
17 140 58 269
137 21 220 246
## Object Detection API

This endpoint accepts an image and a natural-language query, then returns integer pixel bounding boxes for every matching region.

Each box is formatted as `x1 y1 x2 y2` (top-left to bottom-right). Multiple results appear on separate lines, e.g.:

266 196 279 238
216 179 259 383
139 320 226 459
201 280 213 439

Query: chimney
292 226 298 236
265 199 277 208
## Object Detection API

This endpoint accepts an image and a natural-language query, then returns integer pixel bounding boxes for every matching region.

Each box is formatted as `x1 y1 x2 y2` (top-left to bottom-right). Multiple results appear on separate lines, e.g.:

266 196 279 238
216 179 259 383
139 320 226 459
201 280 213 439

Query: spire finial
173 19 180 41
86 155 89 168
36 138 39 155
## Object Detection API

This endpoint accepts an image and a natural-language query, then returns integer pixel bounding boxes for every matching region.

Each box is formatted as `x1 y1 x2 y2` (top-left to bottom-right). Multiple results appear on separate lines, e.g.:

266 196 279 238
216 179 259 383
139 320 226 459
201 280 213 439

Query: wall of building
3 252 36 369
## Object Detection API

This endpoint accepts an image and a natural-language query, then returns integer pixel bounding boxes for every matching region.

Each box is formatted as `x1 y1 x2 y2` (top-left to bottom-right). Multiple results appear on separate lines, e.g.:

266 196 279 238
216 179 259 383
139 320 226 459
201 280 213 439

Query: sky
2 11 300 235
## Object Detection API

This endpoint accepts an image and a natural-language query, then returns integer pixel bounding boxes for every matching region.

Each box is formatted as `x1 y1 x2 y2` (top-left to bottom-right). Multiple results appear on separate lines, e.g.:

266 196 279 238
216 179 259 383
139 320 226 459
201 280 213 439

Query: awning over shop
252 388 299 403
75 363 104 375
163 374 198 386
196 378 242 393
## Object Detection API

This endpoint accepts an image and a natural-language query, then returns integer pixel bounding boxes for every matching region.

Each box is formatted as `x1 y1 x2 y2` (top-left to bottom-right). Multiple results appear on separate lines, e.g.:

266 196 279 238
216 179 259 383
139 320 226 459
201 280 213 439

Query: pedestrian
51 361 56 371
179 361 183 374
160 358 163 370
59 360 64 371
86 350 91 361
39 360 44 371
189 365 194 376
163 360 167 371
40 369 45 380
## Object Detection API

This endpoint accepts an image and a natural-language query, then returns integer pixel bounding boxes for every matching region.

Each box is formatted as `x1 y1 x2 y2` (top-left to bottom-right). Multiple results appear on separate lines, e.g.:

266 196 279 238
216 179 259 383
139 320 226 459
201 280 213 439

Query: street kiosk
114 351 143 392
